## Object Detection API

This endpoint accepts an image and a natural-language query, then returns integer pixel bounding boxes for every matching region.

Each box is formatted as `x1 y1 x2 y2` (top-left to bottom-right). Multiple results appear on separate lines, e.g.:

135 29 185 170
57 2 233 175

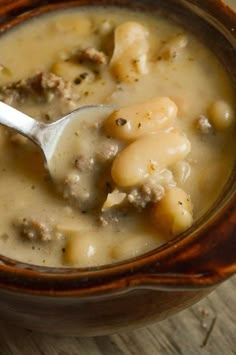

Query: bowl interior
0 0 235 284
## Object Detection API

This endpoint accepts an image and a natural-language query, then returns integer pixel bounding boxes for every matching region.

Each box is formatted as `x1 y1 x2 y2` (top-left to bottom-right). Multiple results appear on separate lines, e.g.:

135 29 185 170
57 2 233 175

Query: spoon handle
0 101 45 145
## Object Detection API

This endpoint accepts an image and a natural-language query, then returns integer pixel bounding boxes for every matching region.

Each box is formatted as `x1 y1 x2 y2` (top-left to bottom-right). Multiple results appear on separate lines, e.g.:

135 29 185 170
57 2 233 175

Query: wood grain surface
0 276 235 355
225 0 236 8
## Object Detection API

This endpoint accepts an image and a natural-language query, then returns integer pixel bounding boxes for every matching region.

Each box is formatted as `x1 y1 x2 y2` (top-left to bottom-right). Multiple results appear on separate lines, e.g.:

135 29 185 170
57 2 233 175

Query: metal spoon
0 101 115 178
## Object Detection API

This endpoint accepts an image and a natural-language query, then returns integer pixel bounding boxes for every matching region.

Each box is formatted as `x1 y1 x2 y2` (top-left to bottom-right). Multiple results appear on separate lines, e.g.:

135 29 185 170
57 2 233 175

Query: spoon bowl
0 101 115 179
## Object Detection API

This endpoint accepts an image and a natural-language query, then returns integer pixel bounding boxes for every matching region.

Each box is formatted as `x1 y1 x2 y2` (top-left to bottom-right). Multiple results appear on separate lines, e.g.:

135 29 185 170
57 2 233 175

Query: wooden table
0 276 235 355
226 0 236 8
0 1 235 354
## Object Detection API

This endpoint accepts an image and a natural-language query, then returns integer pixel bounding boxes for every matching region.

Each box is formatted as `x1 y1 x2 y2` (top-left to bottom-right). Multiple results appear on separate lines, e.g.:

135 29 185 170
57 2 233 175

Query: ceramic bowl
0 0 235 336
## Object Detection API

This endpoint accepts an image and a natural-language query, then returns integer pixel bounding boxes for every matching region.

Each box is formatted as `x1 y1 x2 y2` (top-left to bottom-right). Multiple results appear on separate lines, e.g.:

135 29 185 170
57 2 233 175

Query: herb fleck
80 72 89 80
74 77 82 85
44 113 51 122
105 181 112 193
201 317 217 347
115 118 127 126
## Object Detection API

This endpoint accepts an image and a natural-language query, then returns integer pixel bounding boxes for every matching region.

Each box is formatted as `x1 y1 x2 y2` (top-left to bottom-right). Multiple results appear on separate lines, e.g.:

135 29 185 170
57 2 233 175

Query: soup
0 7 235 267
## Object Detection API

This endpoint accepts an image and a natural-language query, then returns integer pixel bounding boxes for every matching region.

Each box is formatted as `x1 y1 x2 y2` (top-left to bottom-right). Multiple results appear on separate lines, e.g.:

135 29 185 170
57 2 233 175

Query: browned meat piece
62 173 94 211
99 207 128 227
74 155 95 172
127 183 165 209
14 218 63 242
197 115 212 134
99 213 119 227
64 140 119 210
0 72 76 105
99 183 165 226
96 141 119 163
77 47 108 65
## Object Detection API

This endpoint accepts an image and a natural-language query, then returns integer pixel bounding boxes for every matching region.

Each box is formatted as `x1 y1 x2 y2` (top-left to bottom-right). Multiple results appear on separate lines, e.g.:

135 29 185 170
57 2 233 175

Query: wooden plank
0 276 235 355
225 0 236 9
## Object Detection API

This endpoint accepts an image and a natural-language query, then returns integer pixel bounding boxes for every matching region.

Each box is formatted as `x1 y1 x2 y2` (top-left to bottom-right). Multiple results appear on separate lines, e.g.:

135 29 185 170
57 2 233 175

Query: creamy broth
0 7 235 267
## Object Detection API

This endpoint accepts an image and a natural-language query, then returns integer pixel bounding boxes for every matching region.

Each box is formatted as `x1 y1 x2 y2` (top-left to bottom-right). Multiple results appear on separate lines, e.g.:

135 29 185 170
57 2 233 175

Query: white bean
110 22 149 82
158 33 188 60
151 187 193 237
208 100 234 130
64 233 104 267
111 131 191 187
103 97 178 141
172 160 191 185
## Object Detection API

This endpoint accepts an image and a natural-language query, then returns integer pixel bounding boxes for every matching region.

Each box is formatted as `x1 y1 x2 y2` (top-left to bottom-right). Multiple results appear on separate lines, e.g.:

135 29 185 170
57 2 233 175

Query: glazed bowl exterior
0 0 235 336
